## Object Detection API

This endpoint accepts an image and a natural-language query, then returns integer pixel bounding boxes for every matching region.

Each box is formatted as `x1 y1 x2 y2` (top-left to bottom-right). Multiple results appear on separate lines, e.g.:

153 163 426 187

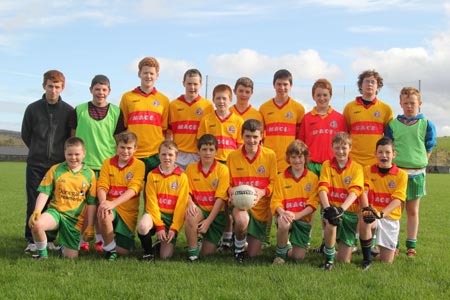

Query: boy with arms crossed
385 87 436 257
69 74 126 252
359 137 407 269
318 132 364 270
197 84 243 163
137 141 189 260
168 69 213 170
21 70 73 252
227 119 277 263
96 131 145 261
184 134 230 262
270 140 319 265
230 77 263 123
259 69 305 173
28 137 97 259
120 57 170 175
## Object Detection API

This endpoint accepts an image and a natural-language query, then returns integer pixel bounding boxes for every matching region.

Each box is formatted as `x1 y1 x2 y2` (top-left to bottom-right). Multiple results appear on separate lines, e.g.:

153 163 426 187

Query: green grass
1 162 449 299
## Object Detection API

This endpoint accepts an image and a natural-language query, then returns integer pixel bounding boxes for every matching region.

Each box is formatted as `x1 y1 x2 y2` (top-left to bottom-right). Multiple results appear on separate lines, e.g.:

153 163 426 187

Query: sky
1 0 450 136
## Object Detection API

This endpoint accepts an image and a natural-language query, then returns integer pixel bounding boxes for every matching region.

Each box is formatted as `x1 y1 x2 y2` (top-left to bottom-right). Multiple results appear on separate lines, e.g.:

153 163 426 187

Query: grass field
1 162 449 300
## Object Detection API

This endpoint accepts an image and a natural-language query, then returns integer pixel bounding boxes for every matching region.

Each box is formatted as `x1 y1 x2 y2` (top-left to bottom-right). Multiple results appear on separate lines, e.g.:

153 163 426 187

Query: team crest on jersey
195 108 203 115
305 183 312 192
80 182 87 196
126 172 133 180
212 179 218 188
388 180 396 189
344 176 352 185
228 125 236 134
257 166 266 174
153 100 160 107
373 110 381 118
285 111 294 119
170 181 179 190
330 120 338 128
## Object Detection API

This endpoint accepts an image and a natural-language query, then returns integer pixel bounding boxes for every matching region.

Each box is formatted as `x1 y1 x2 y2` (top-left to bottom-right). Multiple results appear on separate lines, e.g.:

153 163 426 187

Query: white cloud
208 48 344 82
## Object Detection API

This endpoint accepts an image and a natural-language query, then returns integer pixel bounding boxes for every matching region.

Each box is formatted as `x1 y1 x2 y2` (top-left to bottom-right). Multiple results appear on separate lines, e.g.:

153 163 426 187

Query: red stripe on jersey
171 120 200 134
350 121 384 135
217 136 238 150
368 191 392 207
329 187 349 204
192 190 216 207
265 122 296 136
283 197 309 213
128 111 162 126
157 193 178 210
107 186 128 199
232 177 270 189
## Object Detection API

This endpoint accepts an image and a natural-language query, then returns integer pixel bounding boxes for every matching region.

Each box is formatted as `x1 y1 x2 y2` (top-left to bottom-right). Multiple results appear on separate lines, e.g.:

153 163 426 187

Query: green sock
276 245 289 259
324 246 335 262
188 247 200 258
406 239 417 249
37 248 48 257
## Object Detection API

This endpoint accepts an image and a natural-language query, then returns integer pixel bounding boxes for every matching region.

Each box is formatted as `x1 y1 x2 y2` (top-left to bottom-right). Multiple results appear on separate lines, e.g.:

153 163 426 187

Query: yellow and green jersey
38 162 96 229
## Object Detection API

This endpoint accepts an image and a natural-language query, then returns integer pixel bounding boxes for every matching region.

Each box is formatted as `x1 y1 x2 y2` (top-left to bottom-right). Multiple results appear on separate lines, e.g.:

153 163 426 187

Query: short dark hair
242 119 263 134
115 131 137 146
376 136 394 149
197 134 218 150
90 74 110 89
183 69 202 82
273 69 292 85
64 136 85 150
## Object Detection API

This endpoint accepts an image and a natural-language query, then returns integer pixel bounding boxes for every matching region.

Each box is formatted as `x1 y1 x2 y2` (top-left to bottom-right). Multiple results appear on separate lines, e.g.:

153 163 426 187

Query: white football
232 185 256 210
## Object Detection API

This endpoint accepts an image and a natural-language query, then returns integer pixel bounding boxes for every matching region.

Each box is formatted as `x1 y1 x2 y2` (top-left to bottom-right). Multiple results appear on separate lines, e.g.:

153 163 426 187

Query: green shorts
336 211 358 247
46 208 80 251
247 211 267 242
406 173 426 200
139 154 160 176
307 161 323 178
112 209 135 250
289 220 312 249
150 212 178 245
199 207 226 245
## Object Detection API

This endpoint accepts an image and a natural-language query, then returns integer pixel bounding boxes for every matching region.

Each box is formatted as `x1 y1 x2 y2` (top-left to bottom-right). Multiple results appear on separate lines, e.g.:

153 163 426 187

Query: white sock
95 234 103 243
35 241 47 251
102 241 116 252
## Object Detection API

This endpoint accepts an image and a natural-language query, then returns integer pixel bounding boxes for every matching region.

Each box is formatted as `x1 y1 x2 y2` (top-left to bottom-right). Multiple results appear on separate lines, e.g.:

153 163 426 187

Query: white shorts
375 218 400 250
175 151 200 170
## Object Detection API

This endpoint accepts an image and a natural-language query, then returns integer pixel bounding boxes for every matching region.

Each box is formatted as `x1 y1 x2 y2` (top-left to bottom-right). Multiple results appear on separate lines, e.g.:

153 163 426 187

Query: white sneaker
24 243 36 253
47 242 61 251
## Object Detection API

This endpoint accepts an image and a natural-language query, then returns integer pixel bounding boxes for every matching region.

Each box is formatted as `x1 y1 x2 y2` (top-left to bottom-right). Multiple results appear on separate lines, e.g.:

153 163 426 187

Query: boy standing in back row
69 74 126 251
343 70 393 167
168 69 213 170
259 69 304 173
120 57 170 175
230 77 263 123
385 87 436 257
